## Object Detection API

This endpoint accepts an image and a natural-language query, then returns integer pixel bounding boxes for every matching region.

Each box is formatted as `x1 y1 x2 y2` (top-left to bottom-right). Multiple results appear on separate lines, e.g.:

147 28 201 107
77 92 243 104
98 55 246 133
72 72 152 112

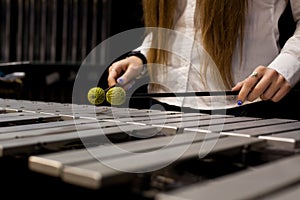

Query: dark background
0 0 144 103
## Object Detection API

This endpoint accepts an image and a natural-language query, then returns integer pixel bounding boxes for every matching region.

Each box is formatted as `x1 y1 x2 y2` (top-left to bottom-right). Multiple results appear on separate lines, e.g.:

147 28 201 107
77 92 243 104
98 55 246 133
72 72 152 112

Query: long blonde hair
142 0 248 88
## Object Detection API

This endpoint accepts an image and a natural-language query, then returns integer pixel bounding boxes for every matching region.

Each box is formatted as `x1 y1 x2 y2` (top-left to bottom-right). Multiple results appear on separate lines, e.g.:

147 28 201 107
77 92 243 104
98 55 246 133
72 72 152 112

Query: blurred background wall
0 0 143 103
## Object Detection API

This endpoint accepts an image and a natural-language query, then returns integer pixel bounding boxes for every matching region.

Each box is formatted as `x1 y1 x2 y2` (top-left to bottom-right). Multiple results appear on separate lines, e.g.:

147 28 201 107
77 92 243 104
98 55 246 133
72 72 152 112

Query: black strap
126 51 147 65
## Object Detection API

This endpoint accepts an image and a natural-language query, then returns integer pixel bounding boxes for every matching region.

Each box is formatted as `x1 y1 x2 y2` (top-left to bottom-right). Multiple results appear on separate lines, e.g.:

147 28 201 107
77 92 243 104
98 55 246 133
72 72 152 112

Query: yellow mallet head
87 87 105 105
106 86 126 106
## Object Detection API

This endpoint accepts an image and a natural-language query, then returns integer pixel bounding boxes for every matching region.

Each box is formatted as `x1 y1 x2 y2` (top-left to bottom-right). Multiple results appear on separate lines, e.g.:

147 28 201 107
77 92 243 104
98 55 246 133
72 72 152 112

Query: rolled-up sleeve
268 0 300 87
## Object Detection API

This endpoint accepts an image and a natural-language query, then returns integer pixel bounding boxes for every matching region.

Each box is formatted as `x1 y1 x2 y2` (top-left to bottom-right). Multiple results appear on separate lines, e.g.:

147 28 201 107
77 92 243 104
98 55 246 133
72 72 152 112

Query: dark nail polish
237 100 243 106
117 78 124 84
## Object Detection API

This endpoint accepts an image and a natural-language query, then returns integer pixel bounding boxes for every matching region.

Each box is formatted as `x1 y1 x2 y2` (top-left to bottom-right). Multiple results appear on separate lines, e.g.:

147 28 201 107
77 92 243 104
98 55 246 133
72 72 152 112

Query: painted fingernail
117 78 124 84
237 100 243 106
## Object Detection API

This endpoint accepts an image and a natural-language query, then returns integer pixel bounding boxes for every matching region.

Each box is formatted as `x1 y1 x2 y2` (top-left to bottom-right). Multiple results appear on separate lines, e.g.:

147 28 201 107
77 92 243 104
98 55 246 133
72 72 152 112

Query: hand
232 65 291 105
107 56 144 90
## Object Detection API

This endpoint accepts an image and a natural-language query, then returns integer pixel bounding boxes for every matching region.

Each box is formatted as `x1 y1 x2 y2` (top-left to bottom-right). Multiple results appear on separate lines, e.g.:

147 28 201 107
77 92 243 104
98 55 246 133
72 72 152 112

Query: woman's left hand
232 65 291 105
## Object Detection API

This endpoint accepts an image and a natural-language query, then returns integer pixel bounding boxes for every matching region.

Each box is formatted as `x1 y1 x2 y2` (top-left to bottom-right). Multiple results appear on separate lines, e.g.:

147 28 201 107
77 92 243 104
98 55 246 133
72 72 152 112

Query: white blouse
137 0 300 110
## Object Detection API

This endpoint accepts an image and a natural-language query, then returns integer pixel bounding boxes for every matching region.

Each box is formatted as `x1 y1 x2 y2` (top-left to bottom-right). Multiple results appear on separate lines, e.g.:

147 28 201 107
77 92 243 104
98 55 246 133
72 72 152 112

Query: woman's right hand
107 56 144 90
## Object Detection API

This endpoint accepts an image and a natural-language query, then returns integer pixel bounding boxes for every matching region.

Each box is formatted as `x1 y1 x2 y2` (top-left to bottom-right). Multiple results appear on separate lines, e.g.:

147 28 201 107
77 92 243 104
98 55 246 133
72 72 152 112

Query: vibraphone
0 98 300 199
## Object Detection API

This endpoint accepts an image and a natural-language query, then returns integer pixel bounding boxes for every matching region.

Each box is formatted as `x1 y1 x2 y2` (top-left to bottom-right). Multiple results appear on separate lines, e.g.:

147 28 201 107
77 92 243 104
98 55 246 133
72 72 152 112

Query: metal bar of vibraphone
0 112 46 118
199 118 297 132
182 118 300 149
0 100 93 117
151 115 260 131
0 120 162 157
0 99 140 117
3 98 214 124
82 107 181 121
259 130 300 149
0 113 62 126
155 154 300 200
96 106 256 129
144 115 264 136
0 118 91 134
100 111 226 126
220 121 300 137
96 110 234 135
28 131 223 177
96 108 180 119
114 112 227 124
191 118 298 138
99 112 198 123
259 182 300 200
59 136 263 189
0 118 104 141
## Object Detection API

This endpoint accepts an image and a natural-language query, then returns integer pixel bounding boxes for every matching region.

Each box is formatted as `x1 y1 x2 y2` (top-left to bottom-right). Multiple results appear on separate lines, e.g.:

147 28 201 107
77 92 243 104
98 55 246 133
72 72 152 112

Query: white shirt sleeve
268 0 300 87
132 32 153 78
134 32 152 58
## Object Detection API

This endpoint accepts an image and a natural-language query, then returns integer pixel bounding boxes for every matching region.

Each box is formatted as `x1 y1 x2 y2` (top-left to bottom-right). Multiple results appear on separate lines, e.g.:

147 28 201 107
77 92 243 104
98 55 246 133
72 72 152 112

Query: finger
249 68 287 101
231 82 243 105
236 74 260 105
107 61 128 87
260 76 284 101
269 82 291 102
247 75 272 101
117 64 144 86
241 66 271 102
107 68 119 87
